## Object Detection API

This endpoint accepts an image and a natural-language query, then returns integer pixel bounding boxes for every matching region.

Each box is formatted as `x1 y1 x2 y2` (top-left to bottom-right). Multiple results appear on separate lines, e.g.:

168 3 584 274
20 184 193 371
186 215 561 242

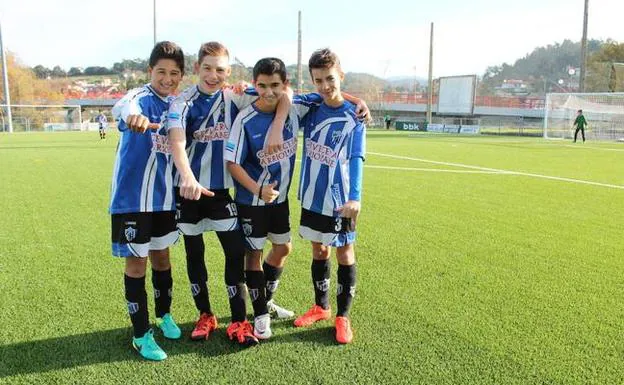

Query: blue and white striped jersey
167 86 258 190
109 84 175 214
298 101 366 216
225 94 321 206
97 113 108 127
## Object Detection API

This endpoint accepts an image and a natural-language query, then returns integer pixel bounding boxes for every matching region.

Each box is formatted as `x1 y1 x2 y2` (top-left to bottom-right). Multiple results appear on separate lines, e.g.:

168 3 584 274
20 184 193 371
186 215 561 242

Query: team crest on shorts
124 226 137 242
242 222 253 236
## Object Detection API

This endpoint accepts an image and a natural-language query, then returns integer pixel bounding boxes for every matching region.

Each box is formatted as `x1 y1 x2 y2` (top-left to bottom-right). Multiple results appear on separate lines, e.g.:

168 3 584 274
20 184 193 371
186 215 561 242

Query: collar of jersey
320 100 351 113
196 85 220 98
145 84 170 103
252 102 276 116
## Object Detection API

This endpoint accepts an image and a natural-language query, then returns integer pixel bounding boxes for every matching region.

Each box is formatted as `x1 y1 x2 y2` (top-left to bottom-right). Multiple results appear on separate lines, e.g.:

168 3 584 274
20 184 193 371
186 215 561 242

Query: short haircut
149 41 185 75
253 57 287 82
198 42 230 64
308 48 342 76
578 109 583 113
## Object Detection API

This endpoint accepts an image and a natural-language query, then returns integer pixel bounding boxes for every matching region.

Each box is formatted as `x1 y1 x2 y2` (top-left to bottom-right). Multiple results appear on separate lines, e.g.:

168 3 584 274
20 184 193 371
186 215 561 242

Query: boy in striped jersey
109 41 186 361
293 49 365 344
167 42 292 346
225 58 322 340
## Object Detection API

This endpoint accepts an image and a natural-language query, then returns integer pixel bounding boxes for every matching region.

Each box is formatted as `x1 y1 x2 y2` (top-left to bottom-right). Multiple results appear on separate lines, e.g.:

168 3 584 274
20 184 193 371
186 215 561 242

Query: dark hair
198 42 230 64
149 41 185 75
578 109 583 113
308 48 342 76
253 57 287 82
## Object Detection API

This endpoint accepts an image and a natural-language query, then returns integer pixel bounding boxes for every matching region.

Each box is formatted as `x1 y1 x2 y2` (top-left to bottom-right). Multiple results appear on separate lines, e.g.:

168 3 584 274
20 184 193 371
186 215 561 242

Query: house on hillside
497 79 529 96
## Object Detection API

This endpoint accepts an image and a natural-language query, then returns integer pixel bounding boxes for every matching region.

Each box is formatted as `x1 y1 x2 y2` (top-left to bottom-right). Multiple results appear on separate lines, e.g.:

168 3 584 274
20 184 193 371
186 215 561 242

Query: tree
51 65 66 78
32 65 51 79
479 39 603 95
0 52 65 130
586 40 624 91
68 67 82 76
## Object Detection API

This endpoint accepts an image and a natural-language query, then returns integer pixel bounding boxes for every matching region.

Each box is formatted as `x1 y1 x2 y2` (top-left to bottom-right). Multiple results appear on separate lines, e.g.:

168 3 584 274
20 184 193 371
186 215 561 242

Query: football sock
263 262 283 302
336 264 356 317
312 259 330 310
218 230 247 322
152 268 172 318
184 234 212 314
124 274 149 338
246 270 268 317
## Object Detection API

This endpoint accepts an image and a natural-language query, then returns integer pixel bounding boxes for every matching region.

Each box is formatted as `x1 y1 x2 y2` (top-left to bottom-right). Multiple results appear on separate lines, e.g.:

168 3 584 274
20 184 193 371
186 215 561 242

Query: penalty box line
368 151 624 191
365 165 504 174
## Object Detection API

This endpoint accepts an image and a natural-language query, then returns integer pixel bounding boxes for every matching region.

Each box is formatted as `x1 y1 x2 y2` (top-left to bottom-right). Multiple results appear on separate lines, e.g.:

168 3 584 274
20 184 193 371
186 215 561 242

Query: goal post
543 93 624 141
0 104 83 132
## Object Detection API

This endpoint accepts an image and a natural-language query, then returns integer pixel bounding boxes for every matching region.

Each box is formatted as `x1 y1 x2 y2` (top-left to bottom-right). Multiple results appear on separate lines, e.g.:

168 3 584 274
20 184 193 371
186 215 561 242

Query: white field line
564 145 624 152
368 151 624 190
365 165 504 174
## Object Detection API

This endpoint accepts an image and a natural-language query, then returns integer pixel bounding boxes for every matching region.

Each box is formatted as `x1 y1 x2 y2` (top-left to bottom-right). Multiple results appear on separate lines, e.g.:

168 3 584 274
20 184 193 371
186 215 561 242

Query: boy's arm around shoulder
342 92 371 123
265 87 294 154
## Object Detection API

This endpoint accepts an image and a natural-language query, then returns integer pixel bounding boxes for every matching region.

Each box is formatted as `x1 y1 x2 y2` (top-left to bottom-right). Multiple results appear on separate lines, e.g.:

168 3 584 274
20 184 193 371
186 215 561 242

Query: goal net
0 104 84 132
543 93 624 141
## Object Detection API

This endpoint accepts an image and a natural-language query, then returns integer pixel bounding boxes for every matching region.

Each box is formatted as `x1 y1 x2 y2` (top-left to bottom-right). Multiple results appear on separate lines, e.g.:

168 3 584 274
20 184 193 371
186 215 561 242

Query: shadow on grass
0 318 246 378
0 318 343 378
268 321 337 347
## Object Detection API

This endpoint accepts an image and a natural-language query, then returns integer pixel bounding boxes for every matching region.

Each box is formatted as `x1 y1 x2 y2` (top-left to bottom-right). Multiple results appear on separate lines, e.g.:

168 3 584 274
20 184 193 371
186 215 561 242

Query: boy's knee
245 251 263 271
336 244 355 265
125 257 148 277
312 243 331 260
149 248 171 271
272 242 292 259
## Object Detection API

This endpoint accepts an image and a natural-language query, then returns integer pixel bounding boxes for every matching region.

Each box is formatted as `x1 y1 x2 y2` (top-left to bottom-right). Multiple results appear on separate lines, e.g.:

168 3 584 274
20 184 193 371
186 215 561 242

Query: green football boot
155 313 182 339
132 329 167 361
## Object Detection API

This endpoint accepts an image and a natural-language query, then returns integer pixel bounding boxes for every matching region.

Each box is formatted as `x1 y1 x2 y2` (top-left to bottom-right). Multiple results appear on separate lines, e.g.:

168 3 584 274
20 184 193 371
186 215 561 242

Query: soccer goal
543 93 624 141
0 104 83 132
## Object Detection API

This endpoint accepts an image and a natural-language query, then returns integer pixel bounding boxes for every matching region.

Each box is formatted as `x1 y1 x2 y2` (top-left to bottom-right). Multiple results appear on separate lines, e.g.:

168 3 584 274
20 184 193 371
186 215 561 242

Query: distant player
293 48 366 344
573 109 587 143
109 41 185 361
97 110 108 139
225 57 323 340
167 42 291 347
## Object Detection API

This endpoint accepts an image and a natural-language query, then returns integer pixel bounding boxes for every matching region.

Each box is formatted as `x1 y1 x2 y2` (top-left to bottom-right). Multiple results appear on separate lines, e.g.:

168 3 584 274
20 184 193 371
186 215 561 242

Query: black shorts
175 188 238 235
299 208 356 247
237 200 291 250
111 211 178 257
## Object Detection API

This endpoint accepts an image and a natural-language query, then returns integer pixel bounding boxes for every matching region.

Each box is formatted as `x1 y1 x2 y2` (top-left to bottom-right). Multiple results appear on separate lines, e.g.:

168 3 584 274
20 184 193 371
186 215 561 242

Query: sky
0 0 622 79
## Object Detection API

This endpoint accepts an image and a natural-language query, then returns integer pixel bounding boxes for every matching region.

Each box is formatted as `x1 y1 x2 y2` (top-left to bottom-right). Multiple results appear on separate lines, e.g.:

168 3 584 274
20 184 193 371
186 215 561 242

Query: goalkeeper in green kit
573 109 587 143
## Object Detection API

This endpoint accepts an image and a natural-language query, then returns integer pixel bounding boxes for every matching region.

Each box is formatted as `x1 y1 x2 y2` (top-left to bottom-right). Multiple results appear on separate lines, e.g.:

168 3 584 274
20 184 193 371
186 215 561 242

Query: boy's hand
126 114 160 133
260 181 280 203
231 81 251 95
180 174 214 200
336 200 361 221
265 123 284 154
354 101 372 124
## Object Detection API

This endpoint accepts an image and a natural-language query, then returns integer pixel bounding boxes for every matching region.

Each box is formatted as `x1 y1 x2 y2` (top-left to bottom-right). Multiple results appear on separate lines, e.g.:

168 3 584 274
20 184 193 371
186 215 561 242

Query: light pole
579 0 588 92
153 0 157 46
0 20 13 133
